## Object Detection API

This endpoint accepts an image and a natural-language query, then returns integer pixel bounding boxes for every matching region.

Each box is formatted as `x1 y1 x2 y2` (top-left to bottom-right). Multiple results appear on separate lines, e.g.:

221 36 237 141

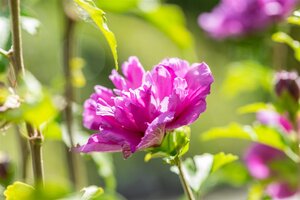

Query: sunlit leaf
211 152 238 173
248 182 267 200
171 152 238 192
272 32 300 61
4 182 34 200
75 0 118 69
81 186 104 200
287 10 300 26
202 123 299 162
139 4 193 50
21 16 40 35
95 0 194 51
41 121 62 140
222 61 273 98
237 102 271 114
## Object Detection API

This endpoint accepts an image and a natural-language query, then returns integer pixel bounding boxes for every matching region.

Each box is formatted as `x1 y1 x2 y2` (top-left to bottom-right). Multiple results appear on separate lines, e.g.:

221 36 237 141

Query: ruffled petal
122 56 145 89
137 112 175 150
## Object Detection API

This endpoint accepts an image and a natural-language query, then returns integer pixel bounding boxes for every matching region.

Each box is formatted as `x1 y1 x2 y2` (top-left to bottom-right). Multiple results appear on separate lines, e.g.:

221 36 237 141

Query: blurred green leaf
211 152 238 173
21 16 40 35
237 103 271 114
287 10 300 26
202 123 299 162
75 0 118 69
145 126 190 163
222 61 273 98
248 182 269 200
41 121 62 140
4 181 34 200
171 152 238 192
0 72 59 126
96 0 194 51
272 32 300 61
139 4 193 50
80 186 104 200
95 0 139 13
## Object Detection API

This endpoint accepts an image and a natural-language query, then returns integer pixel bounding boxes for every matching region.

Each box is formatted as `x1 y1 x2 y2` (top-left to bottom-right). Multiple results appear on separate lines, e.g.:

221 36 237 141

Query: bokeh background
1 0 298 199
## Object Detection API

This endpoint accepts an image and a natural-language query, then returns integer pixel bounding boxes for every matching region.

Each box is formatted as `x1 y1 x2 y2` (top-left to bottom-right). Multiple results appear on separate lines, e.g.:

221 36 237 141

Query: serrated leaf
211 152 238 173
81 186 104 200
75 0 118 69
4 182 34 200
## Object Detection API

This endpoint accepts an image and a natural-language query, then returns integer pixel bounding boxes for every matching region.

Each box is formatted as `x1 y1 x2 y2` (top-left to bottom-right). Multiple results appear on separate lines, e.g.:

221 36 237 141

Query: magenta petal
77 134 122 153
122 56 145 89
185 62 214 93
109 70 127 90
137 112 175 150
266 182 297 199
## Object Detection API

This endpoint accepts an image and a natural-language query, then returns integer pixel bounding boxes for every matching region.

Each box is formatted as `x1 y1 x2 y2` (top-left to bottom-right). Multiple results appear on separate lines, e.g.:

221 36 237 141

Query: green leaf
171 153 238 192
222 61 273 98
139 4 193 50
202 123 299 162
75 0 118 69
95 0 139 13
4 182 34 200
95 0 194 51
248 182 268 200
237 103 271 114
287 10 300 26
41 121 62 140
81 186 104 200
272 32 300 61
211 152 238 173
145 126 190 163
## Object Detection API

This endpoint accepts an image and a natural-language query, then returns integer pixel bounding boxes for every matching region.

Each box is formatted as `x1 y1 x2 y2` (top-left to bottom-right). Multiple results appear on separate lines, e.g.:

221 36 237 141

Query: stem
26 124 44 185
9 0 44 185
175 158 195 200
62 1 79 188
0 48 9 58
8 0 24 76
15 127 29 180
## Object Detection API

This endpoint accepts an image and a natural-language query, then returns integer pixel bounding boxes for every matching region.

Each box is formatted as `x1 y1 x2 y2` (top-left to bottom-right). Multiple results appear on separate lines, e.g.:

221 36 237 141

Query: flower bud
274 71 300 101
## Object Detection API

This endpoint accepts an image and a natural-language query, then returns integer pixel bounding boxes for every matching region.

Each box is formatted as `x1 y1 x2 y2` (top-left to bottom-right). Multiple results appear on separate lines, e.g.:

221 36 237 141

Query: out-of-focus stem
175 158 195 200
15 127 29 180
9 0 44 186
26 124 44 185
62 0 79 189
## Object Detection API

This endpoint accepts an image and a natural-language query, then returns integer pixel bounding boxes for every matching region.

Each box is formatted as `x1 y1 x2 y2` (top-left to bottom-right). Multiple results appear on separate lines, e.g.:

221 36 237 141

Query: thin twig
0 48 9 58
176 158 195 200
9 0 44 186
62 0 79 188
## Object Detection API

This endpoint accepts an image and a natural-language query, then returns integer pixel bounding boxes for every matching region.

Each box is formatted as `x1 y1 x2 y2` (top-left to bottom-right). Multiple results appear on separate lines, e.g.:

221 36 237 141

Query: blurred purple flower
256 110 293 132
198 0 297 39
79 57 213 158
245 109 298 199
